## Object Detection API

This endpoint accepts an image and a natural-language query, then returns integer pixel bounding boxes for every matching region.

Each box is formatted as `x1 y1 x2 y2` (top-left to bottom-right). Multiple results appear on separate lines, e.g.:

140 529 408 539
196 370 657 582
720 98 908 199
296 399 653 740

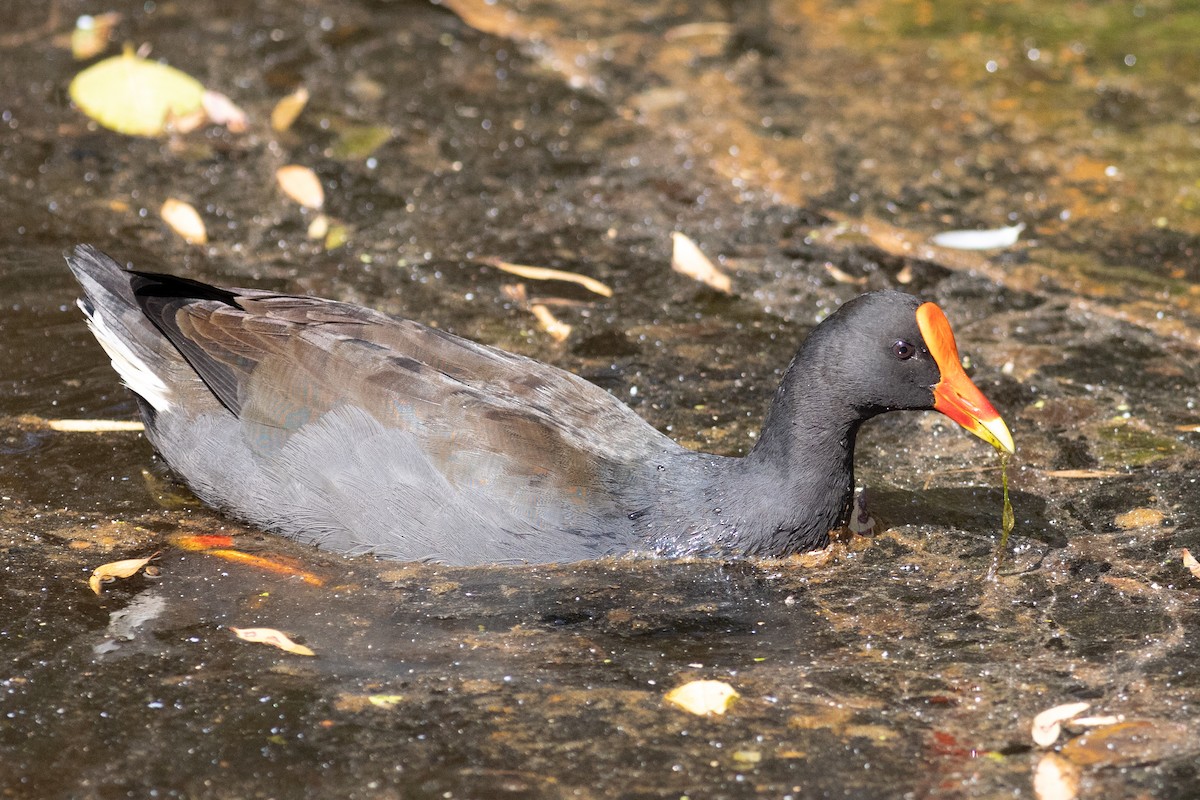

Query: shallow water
3 1 1199 797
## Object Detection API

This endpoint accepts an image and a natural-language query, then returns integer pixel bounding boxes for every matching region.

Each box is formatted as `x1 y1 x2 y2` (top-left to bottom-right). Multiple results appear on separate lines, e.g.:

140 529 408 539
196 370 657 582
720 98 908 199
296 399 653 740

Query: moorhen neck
67 245 1013 565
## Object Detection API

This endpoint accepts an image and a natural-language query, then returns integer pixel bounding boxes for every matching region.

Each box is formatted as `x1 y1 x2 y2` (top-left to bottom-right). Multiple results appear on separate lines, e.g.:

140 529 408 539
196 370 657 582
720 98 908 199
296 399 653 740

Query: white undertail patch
78 298 172 412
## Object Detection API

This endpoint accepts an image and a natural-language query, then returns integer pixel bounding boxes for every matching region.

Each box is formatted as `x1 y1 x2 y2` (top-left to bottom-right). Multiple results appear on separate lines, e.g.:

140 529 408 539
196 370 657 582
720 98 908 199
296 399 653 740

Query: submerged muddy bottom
3 485 1197 799
4 0 1200 797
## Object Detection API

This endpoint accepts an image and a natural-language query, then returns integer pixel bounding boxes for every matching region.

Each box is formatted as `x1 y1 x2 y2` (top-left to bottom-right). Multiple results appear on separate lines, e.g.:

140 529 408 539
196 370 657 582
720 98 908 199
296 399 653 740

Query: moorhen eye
892 340 916 360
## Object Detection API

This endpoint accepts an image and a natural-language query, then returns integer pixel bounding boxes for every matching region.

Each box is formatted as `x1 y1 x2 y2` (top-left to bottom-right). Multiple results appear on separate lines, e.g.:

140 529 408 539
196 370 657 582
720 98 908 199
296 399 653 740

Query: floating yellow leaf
69 45 205 137
160 198 207 244
482 258 612 297
330 123 392 160
324 222 350 251
530 303 571 342
271 86 309 132
670 232 732 294
664 679 739 716
1032 701 1090 747
368 694 405 708
229 626 315 656
275 165 324 209
88 552 158 594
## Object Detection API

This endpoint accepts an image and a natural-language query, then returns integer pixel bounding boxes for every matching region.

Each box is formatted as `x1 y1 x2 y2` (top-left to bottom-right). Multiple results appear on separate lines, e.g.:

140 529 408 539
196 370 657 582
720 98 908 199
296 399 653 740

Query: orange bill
917 302 1015 453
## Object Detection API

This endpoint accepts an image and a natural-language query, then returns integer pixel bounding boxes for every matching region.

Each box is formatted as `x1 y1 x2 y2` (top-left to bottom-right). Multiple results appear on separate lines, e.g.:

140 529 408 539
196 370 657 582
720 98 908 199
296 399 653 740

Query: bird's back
67 245 682 563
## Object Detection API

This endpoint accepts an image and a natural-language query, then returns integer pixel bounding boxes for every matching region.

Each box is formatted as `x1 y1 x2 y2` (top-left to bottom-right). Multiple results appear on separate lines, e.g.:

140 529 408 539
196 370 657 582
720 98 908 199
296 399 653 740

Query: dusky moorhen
67 244 1013 564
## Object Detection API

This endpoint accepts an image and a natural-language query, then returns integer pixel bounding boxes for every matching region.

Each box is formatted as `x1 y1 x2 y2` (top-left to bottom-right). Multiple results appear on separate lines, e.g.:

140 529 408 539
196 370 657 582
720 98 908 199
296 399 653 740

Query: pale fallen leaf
501 283 528 304
1033 752 1080 800
367 694 405 708
1071 715 1120 727
1032 701 1091 747
530 303 571 342
229 626 315 656
69 45 205 137
201 90 247 133
307 212 330 240
483 258 612 297
930 223 1025 250
1042 469 1123 479
160 198 207 244
848 489 875 536
671 232 732 294
1183 548 1200 580
664 679 739 716
71 13 121 60
89 552 158 594
276 165 324 209
46 418 145 433
823 262 866 286
271 86 309 132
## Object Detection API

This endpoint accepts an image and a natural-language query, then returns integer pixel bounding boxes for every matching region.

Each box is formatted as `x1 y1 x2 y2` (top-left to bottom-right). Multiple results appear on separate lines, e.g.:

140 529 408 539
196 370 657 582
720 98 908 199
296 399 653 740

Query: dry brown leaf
160 198 207 244
229 626 315 656
664 680 739 716
271 86 310 132
670 232 732 294
1032 701 1090 747
276 165 324 209
530 304 571 342
89 552 159 594
1183 548 1200 580
1058 720 1185 767
787 545 836 568
1113 507 1165 529
1033 753 1080 800
71 12 122 60
46 418 145 433
483 258 612 297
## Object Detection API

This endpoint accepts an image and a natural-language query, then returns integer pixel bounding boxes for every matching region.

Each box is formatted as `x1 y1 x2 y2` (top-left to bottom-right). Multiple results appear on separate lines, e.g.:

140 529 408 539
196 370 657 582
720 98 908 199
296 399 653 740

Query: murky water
3 1 1199 797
